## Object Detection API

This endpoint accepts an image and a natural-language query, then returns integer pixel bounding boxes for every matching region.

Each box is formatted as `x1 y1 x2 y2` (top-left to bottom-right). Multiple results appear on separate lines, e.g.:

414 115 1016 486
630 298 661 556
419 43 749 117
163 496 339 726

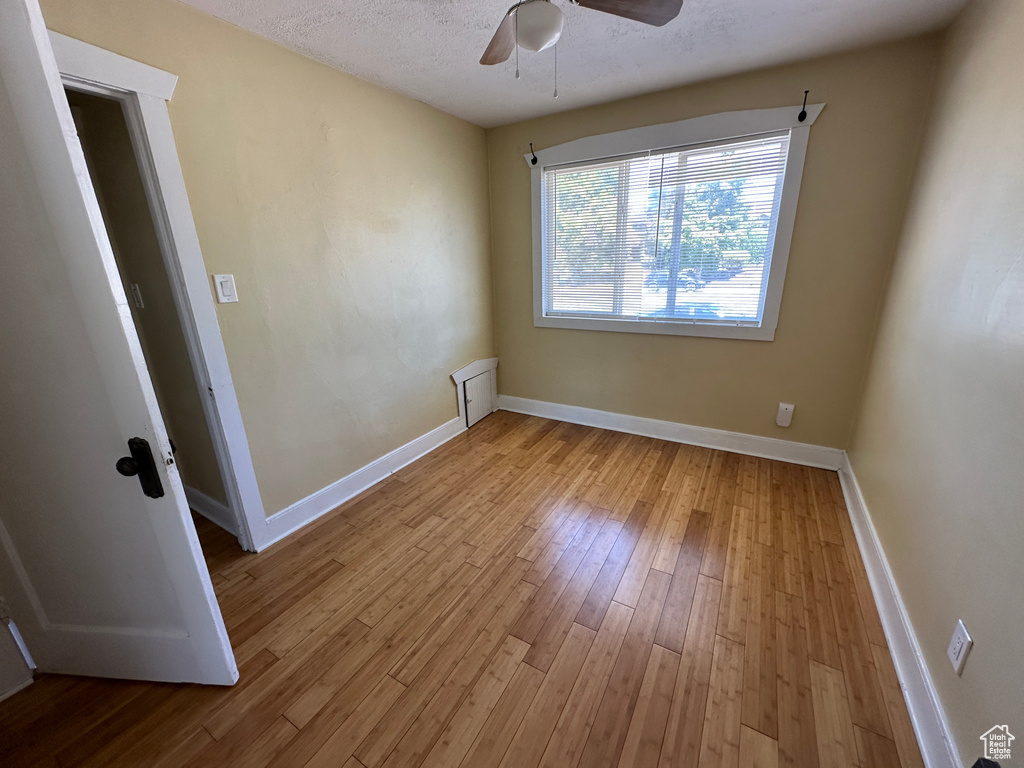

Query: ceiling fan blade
480 12 516 65
576 0 684 27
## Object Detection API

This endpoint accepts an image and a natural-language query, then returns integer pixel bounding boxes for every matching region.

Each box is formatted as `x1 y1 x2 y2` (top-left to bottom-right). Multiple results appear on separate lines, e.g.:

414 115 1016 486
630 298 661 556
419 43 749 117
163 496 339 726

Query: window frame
528 103 823 341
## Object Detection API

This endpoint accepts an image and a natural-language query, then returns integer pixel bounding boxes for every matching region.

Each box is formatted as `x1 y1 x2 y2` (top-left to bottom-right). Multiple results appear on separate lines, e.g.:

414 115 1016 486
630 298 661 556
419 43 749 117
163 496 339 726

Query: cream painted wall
848 0 1024 760
487 38 941 449
69 89 227 506
40 0 494 516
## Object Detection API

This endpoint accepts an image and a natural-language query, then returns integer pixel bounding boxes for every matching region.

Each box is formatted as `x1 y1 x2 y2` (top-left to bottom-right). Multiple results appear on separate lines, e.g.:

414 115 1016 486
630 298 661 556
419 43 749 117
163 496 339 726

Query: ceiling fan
480 0 684 65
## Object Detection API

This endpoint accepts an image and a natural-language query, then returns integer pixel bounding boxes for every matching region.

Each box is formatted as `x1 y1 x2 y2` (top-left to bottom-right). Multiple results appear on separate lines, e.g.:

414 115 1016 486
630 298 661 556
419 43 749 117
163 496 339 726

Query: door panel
465 371 493 428
0 0 236 684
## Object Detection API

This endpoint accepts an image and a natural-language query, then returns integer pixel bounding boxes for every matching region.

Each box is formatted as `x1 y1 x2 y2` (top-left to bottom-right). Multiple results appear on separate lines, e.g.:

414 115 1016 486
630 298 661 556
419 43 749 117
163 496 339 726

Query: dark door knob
114 438 164 498
115 457 139 476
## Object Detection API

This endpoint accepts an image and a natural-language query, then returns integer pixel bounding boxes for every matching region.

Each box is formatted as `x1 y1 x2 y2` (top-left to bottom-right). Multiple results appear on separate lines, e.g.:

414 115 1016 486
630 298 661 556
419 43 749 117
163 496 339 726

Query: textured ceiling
178 0 967 127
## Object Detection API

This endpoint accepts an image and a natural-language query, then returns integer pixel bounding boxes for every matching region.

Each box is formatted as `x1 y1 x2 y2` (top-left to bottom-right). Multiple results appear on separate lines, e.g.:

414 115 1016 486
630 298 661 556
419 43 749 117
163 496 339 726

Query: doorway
67 87 238 550
49 30 270 552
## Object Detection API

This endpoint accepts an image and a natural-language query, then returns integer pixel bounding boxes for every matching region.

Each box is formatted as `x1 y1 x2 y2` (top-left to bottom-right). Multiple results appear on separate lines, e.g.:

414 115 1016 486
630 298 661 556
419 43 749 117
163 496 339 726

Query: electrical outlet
947 619 973 675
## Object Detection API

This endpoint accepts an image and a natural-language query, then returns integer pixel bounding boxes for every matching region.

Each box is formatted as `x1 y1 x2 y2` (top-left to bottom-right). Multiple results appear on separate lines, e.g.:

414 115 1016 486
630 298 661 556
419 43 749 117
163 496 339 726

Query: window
530 105 821 340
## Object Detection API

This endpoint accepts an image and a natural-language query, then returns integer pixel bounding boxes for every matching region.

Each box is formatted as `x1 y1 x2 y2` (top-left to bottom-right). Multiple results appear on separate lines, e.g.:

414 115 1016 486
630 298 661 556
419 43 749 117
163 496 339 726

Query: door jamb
49 32 268 551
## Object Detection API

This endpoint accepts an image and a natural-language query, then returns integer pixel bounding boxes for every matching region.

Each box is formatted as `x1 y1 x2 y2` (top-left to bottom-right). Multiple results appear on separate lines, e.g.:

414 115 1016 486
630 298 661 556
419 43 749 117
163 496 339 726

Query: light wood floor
0 411 924 768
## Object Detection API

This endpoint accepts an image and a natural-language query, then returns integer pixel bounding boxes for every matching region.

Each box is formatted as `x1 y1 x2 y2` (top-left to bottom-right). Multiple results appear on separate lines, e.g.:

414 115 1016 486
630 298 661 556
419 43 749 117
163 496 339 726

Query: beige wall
487 38 941 449
69 89 227 505
848 0 1024 760
41 0 495 516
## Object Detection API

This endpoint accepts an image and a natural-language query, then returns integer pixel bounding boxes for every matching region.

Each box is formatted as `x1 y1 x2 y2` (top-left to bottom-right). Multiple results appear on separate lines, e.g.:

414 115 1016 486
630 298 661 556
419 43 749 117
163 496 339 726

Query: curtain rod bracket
798 90 809 122
530 143 538 165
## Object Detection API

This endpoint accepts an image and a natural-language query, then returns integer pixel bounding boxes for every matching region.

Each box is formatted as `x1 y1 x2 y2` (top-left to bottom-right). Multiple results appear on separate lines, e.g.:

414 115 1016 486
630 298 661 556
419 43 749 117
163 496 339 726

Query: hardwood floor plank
283 560 481 732
594 437 655 514
661 442 696 495
753 460 773 548
498 622 596 768
658 574 723 768
539 602 634 768
699 453 741 580
459 662 545 768
697 634 744 768
651 474 698 575
796 516 843 670
776 591 819 768
734 455 757 512
869 644 926 768
204 617 371 740
820 542 893 740
54 683 169 767
613 489 677 607
419 636 530 768
375 584 537 768
522 500 593 583
618 643 680 768
808 469 844 547
524 517 622 672
771 464 803 600
740 543 778 740
739 726 779 768
718 504 754 644
578 569 672 768
512 509 607 643
304 676 407 768
575 499 655 631
854 725 903 768
78 650 279 767
149 727 215 768
833 514 888 649
224 558 346 644
654 510 711 653
694 450 726 512
184 714 298 768
809 660 861 768
355 572 536 767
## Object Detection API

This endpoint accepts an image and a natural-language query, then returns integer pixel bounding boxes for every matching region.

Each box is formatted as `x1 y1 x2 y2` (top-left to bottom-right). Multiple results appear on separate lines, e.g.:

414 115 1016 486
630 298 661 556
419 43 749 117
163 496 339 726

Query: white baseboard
497 395 844 470
261 417 466 550
837 454 959 768
184 485 238 537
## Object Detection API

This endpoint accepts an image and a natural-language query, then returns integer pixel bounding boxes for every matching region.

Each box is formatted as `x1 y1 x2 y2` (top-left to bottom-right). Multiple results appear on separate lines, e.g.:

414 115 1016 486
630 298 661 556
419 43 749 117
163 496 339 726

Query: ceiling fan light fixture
515 0 563 52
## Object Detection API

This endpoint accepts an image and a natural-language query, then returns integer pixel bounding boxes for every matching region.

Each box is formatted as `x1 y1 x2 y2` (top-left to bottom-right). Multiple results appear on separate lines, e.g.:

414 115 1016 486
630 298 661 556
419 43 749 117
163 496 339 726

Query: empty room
0 0 1020 766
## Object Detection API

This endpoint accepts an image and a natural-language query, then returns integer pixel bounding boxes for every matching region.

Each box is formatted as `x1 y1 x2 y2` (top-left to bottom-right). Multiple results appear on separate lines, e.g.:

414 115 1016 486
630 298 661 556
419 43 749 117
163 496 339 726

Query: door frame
50 32 269 551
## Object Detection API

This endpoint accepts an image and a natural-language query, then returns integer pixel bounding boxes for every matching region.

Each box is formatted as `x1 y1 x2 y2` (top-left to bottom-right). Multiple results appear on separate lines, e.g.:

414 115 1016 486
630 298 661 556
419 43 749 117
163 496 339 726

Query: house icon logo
981 725 1015 761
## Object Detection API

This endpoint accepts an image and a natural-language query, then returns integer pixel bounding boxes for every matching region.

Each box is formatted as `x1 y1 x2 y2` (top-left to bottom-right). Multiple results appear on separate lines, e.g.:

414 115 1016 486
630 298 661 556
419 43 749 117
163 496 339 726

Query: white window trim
527 103 824 341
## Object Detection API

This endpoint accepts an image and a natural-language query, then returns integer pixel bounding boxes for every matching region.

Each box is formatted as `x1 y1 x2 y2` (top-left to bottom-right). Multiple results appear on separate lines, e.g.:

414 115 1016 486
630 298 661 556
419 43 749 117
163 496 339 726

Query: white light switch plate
947 619 972 675
213 274 238 303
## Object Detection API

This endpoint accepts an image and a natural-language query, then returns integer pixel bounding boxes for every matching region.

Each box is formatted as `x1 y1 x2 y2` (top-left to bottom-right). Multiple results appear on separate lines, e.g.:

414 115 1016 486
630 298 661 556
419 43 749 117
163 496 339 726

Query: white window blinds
541 131 791 327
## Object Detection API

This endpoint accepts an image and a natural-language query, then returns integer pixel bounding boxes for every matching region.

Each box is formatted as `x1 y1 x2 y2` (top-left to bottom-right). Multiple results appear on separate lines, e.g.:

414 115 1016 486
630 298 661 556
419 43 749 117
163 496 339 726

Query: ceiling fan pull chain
515 7 521 79
553 43 558 98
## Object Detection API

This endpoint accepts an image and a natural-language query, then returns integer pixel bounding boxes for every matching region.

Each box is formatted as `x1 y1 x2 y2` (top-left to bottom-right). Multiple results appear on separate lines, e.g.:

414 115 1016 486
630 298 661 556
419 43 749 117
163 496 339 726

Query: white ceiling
179 0 967 128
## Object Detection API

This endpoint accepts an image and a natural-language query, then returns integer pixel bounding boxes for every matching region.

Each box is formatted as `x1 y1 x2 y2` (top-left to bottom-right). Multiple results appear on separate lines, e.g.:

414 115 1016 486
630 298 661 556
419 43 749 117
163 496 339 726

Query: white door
464 371 493 428
0 0 237 685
